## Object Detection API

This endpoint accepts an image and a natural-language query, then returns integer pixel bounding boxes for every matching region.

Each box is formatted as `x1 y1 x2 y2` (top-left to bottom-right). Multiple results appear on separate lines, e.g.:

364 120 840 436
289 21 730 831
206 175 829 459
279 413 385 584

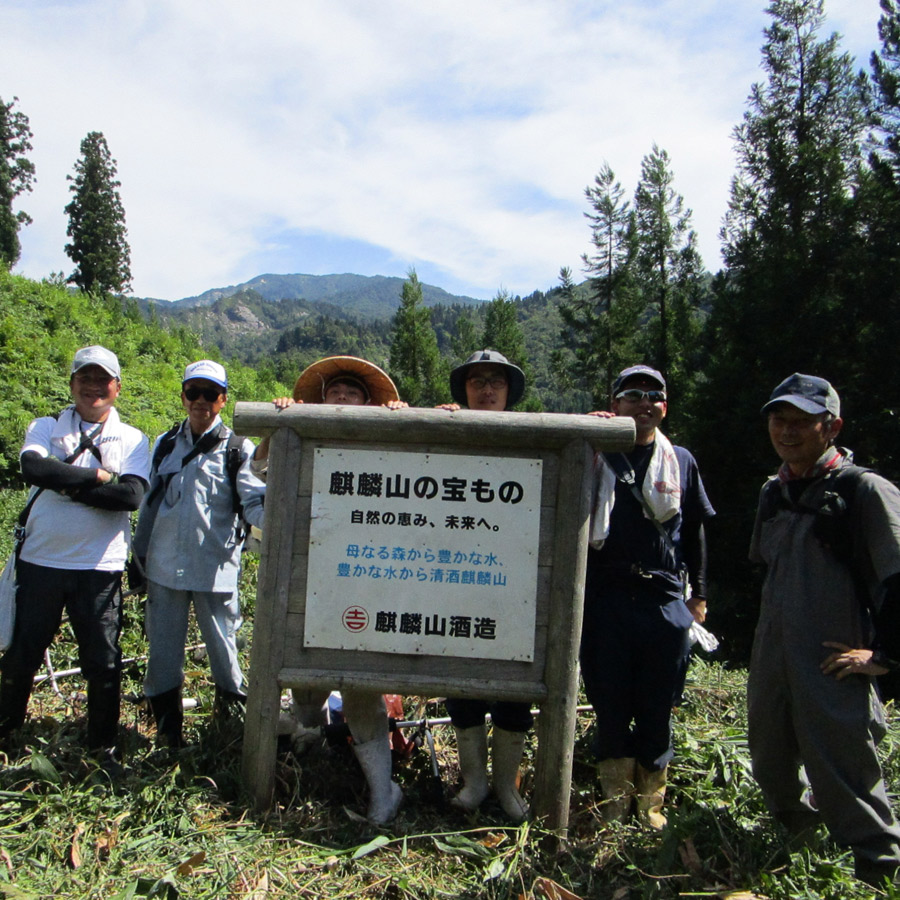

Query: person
132 360 266 748
0 346 150 767
580 365 714 828
748 373 900 887
437 349 532 823
253 356 408 825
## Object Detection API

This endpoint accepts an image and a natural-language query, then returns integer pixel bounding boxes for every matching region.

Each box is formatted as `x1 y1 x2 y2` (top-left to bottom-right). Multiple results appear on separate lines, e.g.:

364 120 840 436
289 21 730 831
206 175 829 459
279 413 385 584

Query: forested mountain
166 272 482 318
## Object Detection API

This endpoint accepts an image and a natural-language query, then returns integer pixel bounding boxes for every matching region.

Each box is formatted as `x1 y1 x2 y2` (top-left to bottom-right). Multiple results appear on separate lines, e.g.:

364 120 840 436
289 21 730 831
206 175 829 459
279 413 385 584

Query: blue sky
0 0 884 303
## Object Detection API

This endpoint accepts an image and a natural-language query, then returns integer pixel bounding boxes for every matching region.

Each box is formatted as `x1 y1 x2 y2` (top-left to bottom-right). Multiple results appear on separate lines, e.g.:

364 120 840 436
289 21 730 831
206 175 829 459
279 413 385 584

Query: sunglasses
615 389 666 403
184 386 224 402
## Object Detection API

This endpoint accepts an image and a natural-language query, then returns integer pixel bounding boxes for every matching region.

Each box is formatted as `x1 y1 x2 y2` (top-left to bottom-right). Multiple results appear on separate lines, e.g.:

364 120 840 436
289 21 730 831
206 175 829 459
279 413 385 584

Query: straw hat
293 356 400 405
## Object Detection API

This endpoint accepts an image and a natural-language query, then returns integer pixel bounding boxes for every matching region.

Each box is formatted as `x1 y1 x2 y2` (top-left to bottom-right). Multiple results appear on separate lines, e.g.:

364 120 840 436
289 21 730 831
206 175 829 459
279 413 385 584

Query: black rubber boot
86 675 121 753
212 687 247 723
147 686 185 749
87 675 123 776
0 670 34 742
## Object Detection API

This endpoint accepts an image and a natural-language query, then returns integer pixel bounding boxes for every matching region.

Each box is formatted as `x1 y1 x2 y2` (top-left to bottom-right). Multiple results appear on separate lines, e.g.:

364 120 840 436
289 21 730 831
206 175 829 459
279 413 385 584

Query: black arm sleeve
874 573 900 661
71 474 147 511
20 450 100 490
681 521 708 598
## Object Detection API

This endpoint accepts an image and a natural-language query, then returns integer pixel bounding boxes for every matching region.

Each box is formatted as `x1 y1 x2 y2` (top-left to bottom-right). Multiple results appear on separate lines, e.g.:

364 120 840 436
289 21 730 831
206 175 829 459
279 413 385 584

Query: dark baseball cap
761 373 840 417
612 365 666 395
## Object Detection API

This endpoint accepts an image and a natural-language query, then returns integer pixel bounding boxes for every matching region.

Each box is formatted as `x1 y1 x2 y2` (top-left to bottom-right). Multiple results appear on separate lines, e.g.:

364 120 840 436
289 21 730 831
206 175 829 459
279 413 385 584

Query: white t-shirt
19 406 150 571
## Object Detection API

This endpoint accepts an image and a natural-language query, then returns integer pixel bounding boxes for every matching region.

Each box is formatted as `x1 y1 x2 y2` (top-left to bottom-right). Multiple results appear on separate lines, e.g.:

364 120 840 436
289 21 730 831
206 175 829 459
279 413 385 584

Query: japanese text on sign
304 448 542 661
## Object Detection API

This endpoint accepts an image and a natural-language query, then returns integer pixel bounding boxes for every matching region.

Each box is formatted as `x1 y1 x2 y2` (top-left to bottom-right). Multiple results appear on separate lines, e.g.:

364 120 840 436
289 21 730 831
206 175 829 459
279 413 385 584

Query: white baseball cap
183 360 228 389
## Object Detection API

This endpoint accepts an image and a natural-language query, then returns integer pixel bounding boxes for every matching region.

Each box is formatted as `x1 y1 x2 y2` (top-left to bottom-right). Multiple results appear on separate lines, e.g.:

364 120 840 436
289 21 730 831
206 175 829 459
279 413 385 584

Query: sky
0 0 885 303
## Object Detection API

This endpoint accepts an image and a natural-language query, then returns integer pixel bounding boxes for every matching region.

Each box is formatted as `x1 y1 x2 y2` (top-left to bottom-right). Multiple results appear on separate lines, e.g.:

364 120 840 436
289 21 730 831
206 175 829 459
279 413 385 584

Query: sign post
234 403 633 836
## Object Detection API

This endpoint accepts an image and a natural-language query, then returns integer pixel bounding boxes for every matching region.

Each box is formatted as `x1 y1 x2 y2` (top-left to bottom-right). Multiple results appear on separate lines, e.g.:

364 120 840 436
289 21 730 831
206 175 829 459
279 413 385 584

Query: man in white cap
0 346 150 768
133 360 266 747
749 373 900 887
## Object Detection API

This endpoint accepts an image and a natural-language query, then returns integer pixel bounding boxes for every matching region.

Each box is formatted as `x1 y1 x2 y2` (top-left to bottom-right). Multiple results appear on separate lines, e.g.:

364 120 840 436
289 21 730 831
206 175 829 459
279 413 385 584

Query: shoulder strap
604 452 681 561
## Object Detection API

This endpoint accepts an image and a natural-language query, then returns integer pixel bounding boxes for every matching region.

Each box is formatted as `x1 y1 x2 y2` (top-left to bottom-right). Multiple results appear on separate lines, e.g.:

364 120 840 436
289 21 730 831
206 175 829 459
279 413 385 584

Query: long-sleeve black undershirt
20 450 146 512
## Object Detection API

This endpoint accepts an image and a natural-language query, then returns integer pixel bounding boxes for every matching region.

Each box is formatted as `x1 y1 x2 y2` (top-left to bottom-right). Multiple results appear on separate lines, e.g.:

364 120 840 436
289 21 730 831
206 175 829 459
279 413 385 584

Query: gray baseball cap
71 345 120 379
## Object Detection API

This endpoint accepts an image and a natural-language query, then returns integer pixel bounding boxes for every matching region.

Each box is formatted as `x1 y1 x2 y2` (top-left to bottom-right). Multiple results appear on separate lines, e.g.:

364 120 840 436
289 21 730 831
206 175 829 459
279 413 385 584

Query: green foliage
64 132 132 296
0 95 35 269
388 269 450 406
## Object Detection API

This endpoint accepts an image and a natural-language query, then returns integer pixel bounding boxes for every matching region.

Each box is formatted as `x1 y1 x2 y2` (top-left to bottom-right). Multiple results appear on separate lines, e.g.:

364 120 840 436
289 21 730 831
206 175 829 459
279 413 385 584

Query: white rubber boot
450 725 490 811
491 728 529 823
352 736 403 825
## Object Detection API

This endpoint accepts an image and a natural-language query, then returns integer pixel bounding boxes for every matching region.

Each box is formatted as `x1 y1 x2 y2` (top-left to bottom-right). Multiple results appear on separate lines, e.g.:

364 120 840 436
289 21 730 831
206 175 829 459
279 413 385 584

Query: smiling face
70 364 121 423
611 376 667 445
767 403 843 475
182 378 227 436
464 364 509 411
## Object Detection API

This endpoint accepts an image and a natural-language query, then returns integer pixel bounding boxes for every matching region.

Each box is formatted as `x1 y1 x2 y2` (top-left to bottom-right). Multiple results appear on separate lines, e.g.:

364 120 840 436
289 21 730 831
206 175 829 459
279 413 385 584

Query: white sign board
304 448 542 661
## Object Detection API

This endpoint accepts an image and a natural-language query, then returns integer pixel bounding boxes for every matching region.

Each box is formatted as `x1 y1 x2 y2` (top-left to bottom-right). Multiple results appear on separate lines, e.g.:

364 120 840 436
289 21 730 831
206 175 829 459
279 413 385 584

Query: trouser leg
143 583 191 698
580 586 636 760
193 589 244 695
631 597 691 770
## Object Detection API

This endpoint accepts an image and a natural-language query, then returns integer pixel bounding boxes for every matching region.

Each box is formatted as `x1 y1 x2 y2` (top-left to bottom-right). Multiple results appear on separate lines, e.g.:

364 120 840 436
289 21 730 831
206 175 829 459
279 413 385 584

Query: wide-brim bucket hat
293 356 400 405
449 349 526 408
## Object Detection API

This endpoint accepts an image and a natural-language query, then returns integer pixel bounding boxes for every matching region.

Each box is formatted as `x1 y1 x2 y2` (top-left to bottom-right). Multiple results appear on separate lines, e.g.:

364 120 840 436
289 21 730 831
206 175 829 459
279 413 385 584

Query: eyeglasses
615 389 666 403
467 376 508 390
184 386 224 402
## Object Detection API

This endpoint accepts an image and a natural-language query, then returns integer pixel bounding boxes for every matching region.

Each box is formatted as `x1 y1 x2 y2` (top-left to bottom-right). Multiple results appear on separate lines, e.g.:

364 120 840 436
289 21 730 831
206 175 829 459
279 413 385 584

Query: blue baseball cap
612 365 666 395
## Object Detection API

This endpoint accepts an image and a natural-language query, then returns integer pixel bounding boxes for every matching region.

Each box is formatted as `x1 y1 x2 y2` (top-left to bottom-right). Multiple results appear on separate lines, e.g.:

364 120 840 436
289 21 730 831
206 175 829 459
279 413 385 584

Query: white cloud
0 0 884 301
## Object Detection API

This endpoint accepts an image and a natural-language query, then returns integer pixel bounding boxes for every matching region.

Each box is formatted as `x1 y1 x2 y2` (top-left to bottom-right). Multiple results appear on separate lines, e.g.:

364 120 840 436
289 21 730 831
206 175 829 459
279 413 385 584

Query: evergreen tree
691 0 869 660
632 144 706 404
64 131 132 295
0 96 36 269
450 310 479 363
388 269 448 406
846 0 900 474
558 165 639 406
481 288 539 409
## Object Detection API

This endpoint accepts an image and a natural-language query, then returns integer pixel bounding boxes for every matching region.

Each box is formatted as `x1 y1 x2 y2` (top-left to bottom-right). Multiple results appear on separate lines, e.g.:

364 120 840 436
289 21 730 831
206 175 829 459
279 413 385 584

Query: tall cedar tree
388 269 448 406
632 144 706 420
481 288 537 409
848 0 900 476
65 131 132 295
0 96 36 269
691 0 868 660
558 165 639 406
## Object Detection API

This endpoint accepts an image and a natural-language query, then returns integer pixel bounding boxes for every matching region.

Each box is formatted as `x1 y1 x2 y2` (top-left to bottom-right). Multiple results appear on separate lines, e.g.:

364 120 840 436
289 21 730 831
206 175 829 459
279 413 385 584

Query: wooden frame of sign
234 402 633 836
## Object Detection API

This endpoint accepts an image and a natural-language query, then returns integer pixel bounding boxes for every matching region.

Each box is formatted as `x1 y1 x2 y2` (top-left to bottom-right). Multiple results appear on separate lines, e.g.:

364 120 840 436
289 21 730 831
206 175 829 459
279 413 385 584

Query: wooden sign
234 403 634 835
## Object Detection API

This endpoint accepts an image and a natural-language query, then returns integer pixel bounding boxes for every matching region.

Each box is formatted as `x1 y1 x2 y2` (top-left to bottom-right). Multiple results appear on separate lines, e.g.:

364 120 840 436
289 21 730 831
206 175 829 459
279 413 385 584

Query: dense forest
3 0 900 663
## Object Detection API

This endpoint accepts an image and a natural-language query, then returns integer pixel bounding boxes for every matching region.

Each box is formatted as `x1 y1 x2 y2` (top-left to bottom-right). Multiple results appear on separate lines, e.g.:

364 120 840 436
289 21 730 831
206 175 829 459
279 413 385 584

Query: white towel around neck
589 431 682 549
